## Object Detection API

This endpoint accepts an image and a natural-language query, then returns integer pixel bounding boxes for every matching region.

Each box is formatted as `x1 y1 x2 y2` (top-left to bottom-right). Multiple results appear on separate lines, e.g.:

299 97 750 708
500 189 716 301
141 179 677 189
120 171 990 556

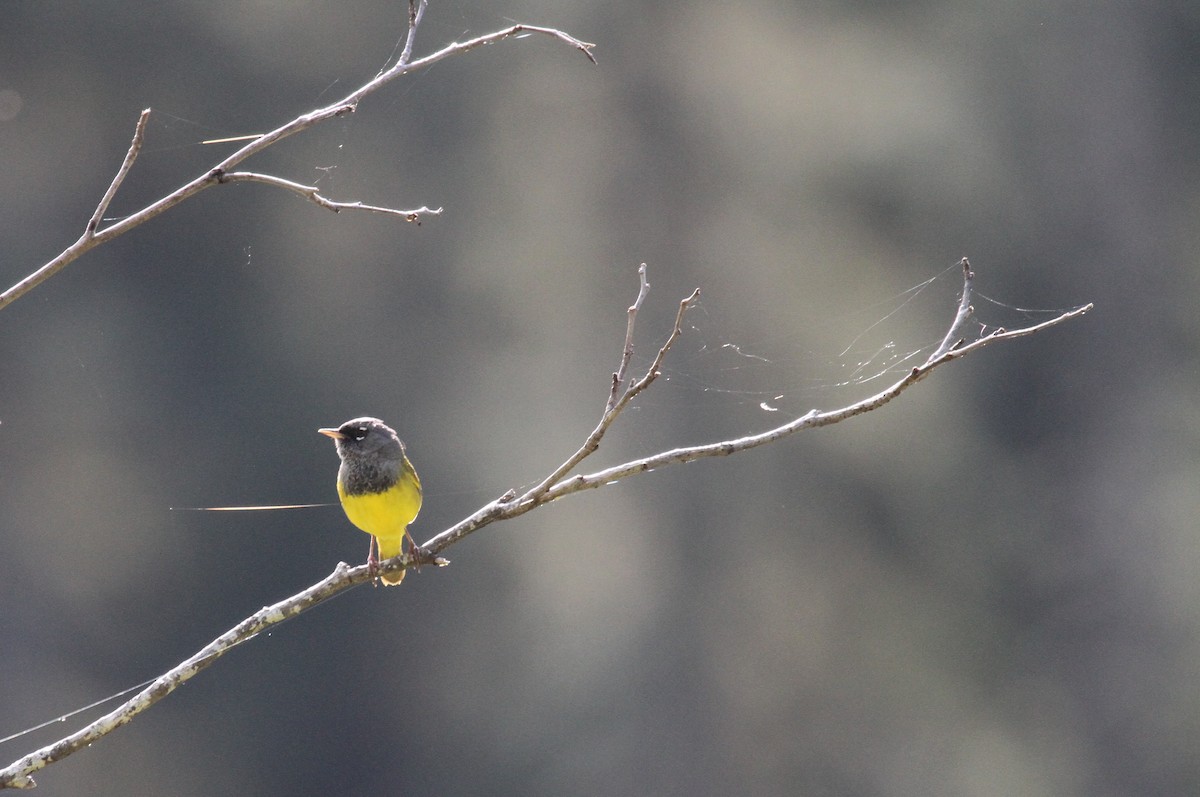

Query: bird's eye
352 426 368 440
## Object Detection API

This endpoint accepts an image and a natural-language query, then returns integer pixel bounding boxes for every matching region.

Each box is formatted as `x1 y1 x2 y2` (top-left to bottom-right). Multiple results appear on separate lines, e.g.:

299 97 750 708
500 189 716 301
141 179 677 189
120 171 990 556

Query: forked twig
626 287 698 403
528 264 698 504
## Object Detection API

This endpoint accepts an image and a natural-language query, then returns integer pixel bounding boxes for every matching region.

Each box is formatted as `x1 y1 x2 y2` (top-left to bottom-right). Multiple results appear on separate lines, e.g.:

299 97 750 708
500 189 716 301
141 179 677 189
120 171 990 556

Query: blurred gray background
1 1 1196 795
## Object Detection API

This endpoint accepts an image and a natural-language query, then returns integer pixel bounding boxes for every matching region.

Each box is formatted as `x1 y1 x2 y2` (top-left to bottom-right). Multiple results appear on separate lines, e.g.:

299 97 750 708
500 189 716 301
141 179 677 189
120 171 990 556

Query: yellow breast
336 460 422 560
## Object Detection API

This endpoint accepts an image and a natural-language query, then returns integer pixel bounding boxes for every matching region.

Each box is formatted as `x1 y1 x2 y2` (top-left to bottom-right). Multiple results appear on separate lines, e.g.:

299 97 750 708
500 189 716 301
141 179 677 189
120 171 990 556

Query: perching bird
318 417 422 585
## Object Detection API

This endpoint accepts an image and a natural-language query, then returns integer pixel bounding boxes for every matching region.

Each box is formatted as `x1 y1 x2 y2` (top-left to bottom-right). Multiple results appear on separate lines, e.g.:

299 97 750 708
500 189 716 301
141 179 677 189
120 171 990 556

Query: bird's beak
317 428 344 439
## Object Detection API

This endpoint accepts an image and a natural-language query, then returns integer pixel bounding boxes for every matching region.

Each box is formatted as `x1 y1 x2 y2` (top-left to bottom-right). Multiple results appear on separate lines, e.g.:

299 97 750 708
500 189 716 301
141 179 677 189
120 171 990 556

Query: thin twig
216 171 443 222
86 109 150 234
607 263 651 412
397 0 428 69
927 257 975 363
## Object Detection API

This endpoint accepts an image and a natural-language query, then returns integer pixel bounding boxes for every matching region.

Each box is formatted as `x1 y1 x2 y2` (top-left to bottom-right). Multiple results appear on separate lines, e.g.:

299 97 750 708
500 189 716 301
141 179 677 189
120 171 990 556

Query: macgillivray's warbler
318 417 422 586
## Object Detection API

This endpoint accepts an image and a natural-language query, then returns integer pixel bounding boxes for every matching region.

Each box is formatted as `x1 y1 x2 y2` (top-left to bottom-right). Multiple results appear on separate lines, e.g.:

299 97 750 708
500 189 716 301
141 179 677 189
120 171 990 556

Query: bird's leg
366 535 381 587
405 527 423 572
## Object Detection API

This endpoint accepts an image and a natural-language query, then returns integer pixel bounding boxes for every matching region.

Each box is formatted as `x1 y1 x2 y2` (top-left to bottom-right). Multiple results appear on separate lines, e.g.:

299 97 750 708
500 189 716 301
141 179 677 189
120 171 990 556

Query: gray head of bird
317 417 405 463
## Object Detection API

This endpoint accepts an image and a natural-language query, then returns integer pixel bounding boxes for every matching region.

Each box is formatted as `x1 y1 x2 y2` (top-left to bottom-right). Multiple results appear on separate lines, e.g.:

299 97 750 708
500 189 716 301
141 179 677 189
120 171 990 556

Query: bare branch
418 268 1091 554
0 562 365 789
215 171 443 222
0 262 1090 789
0 18 595 313
531 301 1094 509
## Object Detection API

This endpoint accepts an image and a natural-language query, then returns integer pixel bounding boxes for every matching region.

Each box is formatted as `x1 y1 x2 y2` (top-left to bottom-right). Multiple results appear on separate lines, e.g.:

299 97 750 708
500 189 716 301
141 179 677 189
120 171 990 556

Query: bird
318 417 422 585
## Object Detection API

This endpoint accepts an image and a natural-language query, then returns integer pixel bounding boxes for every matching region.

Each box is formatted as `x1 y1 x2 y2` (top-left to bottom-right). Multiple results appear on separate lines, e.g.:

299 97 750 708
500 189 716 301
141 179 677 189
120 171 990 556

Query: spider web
625 261 1082 425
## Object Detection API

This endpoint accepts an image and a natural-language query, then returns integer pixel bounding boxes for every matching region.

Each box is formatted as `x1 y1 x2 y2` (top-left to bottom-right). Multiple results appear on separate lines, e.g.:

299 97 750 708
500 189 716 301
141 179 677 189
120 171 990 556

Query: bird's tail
377 535 407 586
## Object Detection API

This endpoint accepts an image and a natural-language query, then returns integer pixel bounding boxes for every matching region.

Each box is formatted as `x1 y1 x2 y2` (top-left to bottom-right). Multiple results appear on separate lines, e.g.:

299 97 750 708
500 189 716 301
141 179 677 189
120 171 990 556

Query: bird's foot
405 532 424 573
